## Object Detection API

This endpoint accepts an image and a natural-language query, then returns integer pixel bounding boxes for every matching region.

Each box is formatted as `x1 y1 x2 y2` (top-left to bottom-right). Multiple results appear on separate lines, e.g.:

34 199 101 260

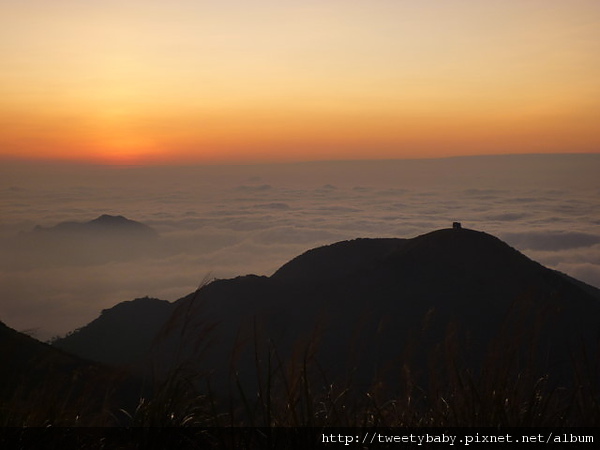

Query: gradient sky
1 0 599 164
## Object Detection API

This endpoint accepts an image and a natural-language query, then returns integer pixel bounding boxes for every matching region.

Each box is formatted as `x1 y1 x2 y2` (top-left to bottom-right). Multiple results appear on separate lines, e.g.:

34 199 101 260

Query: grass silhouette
1 287 599 450
116 288 600 429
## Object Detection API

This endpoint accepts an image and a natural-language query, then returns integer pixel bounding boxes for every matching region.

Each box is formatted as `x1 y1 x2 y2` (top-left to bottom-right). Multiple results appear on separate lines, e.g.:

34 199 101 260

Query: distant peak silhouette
31 214 158 237
90 214 129 224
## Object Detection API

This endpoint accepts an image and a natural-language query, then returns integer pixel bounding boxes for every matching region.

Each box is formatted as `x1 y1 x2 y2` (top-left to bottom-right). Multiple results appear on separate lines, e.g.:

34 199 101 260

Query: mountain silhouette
54 227 600 396
32 214 158 237
5 215 159 269
0 320 88 384
53 297 175 365
0 320 134 421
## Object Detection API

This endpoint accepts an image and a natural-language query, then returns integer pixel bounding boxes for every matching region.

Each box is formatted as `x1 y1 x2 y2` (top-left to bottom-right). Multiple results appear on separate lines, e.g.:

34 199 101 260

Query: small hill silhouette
32 214 158 237
7 214 159 268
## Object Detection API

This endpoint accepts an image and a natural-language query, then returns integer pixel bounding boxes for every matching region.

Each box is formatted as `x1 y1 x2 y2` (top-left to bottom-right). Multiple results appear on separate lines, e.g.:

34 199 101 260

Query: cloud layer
1 155 599 339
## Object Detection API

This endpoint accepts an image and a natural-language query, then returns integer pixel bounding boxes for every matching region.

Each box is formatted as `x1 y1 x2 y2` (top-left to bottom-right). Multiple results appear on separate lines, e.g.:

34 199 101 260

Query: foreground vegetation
2 331 600 429
2 289 599 449
1 337 599 449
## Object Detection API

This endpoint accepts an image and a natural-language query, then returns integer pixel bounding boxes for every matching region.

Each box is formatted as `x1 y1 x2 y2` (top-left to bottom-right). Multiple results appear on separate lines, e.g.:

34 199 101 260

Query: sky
1 0 599 164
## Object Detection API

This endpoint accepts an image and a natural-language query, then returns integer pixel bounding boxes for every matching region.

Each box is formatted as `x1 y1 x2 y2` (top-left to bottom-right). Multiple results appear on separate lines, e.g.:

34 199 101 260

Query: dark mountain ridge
53 297 175 365
0 320 135 425
169 228 599 392
53 227 600 397
272 237 405 283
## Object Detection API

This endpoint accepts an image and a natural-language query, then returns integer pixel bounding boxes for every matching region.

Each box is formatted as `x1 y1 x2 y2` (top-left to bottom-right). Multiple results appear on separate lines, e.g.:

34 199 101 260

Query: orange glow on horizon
1 1 599 164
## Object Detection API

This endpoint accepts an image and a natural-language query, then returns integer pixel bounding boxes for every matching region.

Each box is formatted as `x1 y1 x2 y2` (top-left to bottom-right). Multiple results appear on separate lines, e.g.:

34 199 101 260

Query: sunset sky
1 0 599 164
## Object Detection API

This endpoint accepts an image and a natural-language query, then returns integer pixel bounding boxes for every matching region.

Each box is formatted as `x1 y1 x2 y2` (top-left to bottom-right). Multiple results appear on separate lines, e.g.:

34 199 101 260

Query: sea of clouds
1 154 599 339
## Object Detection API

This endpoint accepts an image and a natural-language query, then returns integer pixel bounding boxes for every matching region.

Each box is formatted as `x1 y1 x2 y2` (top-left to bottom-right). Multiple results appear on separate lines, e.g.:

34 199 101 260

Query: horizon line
2 151 600 169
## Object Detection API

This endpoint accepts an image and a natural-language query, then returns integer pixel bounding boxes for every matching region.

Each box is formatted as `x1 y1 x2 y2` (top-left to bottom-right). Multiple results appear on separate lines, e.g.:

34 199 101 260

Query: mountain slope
57 227 600 395
0 320 133 425
160 227 600 392
52 297 174 365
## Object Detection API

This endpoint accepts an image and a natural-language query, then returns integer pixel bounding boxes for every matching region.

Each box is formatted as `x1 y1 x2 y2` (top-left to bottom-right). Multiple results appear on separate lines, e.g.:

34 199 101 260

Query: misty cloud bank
1 154 599 339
